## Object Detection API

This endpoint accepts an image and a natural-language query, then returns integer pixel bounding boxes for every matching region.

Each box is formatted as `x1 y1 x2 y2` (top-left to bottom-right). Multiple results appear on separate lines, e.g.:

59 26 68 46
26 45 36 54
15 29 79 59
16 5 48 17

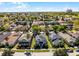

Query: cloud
0 2 78 12
0 2 2 5
29 7 66 12
1 2 30 12
0 2 66 12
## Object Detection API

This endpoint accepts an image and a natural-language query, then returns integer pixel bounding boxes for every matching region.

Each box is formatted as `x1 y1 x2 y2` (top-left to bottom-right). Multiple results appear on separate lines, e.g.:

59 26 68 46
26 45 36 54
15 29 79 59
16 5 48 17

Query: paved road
13 52 53 56
68 50 79 56
31 52 53 56
13 52 26 56
0 52 3 56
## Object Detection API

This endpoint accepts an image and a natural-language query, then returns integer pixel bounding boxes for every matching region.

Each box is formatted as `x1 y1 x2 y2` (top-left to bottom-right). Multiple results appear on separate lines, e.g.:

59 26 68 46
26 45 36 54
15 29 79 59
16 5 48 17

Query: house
15 21 27 25
58 32 76 46
52 39 62 47
45 21 59 25
49 31 60 41
18 39 30 49
1 32 22 46
13 25 30 31
18 33 32 49
32 20 45 25
11 24 16 28
0 32 11 43
64 18 72 21
35 32 47 49
67 31 79 39
49 31 62 47
67 23 73 30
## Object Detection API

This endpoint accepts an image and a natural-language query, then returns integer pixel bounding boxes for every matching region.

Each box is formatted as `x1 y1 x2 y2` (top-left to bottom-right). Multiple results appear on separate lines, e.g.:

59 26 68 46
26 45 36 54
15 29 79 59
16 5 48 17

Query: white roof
58 32 76 42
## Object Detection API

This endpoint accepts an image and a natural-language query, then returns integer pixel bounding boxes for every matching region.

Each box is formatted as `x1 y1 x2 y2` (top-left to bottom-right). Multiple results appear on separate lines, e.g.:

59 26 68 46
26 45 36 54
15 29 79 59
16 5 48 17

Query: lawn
3 23 10 29
64 43 69 49
45 35 52 49
31 37 36 49
15 49 49 52
12 43 19 50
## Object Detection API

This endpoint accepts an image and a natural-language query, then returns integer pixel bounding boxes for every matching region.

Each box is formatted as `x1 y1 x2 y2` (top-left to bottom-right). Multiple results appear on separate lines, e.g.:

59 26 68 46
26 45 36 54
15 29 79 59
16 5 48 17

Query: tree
34 43 40 49
53 25 58 33
53 25 67 33
2 49 15 56
55 16 59 21
73 20 79 30
0 27 5 31
58 25 67 32
43 43 48 49
32 25 41 37
3 16 10 23
53 49 68 56
75 37 79 46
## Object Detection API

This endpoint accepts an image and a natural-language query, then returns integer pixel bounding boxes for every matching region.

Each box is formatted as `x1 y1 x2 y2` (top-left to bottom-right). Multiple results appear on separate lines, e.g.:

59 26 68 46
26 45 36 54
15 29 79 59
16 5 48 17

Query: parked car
24 52 31 56
66 49 73 53
76 49 79 52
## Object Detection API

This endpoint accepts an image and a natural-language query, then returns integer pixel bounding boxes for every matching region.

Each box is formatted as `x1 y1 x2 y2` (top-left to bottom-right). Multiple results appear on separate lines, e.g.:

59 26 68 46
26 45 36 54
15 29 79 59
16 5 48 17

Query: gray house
49 31 62 47
35 33 47 49
49 31 60 41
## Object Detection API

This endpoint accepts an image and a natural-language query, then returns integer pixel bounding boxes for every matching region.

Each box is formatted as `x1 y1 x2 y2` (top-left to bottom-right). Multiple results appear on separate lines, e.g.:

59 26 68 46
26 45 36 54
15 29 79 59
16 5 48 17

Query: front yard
45 35 52 49
15 49 50 52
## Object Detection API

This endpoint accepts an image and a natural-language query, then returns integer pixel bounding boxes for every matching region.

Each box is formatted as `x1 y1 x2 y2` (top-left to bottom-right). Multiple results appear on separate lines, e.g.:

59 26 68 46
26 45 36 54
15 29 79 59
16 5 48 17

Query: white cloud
29 7 66 12
0 2 78 12
12 2 24 5
1 2 31 12
0 2 3 5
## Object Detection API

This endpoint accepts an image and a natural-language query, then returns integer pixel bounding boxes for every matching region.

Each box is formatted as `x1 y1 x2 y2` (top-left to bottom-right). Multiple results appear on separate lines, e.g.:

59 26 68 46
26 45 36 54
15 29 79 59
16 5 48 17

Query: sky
0 2 79 12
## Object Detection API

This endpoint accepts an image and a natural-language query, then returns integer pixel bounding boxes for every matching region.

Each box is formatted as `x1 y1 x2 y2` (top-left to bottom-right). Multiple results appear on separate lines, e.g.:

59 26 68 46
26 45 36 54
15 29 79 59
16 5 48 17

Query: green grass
45 35 52 49
31 37 36 49
15 49 25 52
64 43 69 49
15 49 49 52
64 44 77 50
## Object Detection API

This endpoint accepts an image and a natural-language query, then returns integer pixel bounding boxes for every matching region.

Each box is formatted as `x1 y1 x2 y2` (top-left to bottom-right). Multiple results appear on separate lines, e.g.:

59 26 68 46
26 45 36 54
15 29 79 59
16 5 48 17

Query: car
24 52 31 56
66 49 73 53
76 50 79 52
